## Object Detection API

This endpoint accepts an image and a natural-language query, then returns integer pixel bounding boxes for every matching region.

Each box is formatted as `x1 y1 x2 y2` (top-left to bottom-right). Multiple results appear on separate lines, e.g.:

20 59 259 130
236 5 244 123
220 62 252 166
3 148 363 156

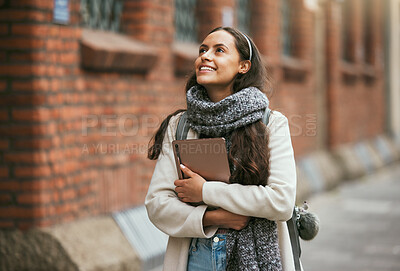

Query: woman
146 27 297 271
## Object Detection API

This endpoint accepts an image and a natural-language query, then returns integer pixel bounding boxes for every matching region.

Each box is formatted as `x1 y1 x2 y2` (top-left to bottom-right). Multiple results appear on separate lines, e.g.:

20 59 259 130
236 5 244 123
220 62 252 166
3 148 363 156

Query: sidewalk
301 162 400 271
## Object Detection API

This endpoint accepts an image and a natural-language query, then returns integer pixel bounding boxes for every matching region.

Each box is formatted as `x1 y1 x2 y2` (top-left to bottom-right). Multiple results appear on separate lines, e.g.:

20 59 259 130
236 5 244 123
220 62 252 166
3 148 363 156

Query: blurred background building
0 0 399 270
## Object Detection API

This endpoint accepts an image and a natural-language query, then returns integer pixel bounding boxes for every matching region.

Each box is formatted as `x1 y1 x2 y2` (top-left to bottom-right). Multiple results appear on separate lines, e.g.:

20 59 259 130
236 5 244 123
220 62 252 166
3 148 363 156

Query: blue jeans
187 234 227 271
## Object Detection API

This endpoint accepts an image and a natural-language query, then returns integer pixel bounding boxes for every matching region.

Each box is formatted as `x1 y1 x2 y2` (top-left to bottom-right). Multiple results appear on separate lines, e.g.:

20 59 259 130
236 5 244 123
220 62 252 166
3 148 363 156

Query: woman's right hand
203 208 250 230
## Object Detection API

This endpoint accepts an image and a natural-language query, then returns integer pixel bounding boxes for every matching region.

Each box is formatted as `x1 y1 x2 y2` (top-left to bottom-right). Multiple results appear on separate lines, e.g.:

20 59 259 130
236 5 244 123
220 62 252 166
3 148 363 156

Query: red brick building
0 0 387 234
325 0 385 146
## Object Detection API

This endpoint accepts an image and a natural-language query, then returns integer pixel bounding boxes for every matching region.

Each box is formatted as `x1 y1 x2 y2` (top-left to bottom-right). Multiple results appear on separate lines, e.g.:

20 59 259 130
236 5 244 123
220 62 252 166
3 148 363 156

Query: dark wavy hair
148 27 271 186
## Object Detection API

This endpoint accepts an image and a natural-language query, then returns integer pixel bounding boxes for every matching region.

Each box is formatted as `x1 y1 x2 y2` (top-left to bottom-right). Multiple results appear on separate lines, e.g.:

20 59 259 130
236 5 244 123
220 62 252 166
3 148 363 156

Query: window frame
174 0 198 43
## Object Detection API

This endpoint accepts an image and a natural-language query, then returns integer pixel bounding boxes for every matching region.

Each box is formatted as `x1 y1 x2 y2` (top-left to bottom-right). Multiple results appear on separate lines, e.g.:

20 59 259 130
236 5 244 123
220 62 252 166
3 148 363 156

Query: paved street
300 163 400 271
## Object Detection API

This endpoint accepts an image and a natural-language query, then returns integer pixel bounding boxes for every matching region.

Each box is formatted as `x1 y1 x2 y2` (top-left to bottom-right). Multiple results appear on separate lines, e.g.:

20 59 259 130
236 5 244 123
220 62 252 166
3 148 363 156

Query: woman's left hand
174 164 206 203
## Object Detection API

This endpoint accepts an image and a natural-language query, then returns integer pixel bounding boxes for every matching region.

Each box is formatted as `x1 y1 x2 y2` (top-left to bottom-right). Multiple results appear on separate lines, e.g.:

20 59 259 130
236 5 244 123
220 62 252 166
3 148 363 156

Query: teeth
200 66 215 71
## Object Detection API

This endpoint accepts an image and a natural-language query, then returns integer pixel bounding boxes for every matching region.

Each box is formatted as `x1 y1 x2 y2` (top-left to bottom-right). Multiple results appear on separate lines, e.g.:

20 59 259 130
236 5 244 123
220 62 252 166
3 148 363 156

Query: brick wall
0 0 386 230
325 0 385 148
0 0 184 229
258 0 318 156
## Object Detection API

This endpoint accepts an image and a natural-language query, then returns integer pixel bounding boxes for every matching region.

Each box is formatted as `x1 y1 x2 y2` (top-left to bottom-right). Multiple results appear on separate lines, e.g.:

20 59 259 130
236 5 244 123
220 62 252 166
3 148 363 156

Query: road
300 163 400 271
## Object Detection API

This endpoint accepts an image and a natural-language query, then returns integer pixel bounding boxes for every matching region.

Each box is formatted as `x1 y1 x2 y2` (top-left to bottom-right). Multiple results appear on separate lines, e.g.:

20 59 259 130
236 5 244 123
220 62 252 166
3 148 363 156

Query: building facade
0 0 393 269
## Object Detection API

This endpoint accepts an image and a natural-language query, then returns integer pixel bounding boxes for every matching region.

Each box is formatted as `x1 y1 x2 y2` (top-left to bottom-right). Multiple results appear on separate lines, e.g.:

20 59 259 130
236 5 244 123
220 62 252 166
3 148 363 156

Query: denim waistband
188 234 227 271
191 233 227 247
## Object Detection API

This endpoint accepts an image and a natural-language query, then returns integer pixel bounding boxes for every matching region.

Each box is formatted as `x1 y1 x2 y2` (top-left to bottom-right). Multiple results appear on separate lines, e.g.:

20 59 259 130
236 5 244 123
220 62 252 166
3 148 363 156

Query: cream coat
145 111 298 271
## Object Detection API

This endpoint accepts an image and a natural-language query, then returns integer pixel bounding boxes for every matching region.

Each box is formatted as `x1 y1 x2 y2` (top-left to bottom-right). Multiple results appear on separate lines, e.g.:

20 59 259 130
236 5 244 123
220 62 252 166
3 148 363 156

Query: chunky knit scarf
186 85 282 271
186 85 269 138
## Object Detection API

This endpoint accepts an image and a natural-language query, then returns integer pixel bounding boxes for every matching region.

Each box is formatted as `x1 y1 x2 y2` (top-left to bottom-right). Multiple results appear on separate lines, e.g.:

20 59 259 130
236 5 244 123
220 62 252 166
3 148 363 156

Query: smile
199 66 216 72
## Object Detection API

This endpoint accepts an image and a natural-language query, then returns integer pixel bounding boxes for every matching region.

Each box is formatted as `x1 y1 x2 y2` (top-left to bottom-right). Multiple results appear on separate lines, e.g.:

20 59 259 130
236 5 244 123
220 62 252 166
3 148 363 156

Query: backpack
175 108 302 271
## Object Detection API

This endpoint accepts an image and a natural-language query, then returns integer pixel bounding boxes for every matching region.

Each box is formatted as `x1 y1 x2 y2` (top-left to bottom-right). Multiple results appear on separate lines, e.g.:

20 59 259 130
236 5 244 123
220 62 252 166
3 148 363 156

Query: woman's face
195 30 247 96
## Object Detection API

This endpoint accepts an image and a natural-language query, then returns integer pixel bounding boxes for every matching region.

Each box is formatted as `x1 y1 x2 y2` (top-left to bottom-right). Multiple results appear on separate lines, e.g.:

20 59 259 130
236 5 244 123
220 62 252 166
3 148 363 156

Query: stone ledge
172 41 198 77
373 134 400 163
281 56 311 82
80 29 158 72
43 216 140 271
295 165 313 203
0 229 78 271
297 134 400 203
296 149 344 202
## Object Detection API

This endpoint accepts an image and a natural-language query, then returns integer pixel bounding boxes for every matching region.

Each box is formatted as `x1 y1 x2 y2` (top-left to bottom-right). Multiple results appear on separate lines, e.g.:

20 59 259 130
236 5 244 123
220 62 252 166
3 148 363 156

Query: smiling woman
195 31 250 102
146 27 298 271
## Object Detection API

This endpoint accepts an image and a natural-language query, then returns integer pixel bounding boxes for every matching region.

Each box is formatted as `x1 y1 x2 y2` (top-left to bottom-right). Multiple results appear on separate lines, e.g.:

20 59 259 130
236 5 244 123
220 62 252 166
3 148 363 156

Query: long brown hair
148 27 271 186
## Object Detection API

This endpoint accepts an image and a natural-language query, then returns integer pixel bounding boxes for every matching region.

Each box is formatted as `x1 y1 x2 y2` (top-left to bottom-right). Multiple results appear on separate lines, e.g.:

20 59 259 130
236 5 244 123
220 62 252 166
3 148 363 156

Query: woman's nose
201 51 212 61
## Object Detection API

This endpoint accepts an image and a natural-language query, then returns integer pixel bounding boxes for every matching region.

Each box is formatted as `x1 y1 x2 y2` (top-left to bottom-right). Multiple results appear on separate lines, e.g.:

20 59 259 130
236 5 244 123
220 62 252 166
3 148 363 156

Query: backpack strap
263 108 271 126
287 209 302 271
176 111 190 140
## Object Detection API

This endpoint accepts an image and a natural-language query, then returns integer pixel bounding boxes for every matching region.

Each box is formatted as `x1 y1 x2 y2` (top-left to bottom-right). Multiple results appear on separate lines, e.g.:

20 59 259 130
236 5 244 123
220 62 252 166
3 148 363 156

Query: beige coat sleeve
202 111 297 221
145 114 218 238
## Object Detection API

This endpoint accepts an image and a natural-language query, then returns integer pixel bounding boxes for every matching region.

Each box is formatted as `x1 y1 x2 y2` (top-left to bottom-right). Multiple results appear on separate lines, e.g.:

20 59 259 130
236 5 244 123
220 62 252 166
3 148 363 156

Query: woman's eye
199 48 207 54
216 48 224 53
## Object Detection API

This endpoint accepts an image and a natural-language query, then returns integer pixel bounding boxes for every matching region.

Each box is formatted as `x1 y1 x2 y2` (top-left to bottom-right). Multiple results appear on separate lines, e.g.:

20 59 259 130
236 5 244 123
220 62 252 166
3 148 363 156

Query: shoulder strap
176 111 190 140
287 209 302 271
263 108 271 126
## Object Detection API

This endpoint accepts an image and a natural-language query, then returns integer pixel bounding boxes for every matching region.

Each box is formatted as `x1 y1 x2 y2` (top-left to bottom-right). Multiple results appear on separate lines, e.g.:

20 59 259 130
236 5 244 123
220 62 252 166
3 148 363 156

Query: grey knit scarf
186 85 269 137
186 85 282 271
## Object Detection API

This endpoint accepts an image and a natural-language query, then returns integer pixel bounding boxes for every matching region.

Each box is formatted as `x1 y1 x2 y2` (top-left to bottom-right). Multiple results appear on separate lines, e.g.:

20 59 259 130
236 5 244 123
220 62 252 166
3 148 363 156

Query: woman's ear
239 60 251 74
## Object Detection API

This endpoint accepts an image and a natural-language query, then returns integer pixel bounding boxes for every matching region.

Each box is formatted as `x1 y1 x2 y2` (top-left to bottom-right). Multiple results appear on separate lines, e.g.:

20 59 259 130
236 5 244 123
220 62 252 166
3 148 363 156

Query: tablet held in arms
172 138 231 183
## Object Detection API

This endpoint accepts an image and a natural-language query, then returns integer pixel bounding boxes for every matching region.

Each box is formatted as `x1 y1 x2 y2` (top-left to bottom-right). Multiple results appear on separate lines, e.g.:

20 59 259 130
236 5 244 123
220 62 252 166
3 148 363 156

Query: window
175 0 198 43
341 0 354 62
79 0 158 72
362 0 374 64
281 0 294 56
237 0 251 35
80 0 124 32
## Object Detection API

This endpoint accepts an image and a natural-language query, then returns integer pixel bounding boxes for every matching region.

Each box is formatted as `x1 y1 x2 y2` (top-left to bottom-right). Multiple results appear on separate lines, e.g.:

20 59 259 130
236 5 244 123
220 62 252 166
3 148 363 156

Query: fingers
176 187 190 202
176 192 185 199
174 179 186 187
174 181 187 199
175 185 183 193
174 166 204 203
180 164 195 177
